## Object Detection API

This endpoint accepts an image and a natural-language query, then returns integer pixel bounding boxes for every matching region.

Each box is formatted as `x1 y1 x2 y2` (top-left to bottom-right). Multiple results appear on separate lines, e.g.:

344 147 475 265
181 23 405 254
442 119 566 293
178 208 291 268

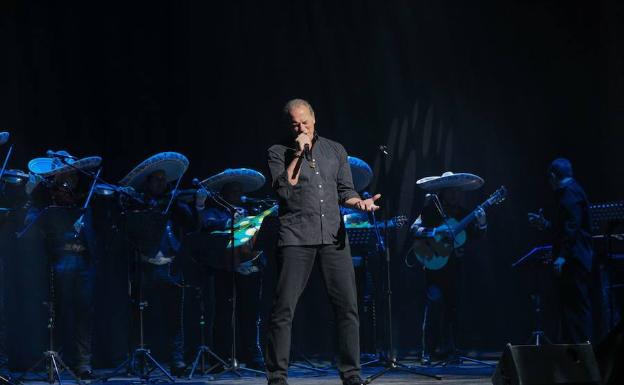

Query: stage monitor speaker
595 320 624 385
491 343 601 385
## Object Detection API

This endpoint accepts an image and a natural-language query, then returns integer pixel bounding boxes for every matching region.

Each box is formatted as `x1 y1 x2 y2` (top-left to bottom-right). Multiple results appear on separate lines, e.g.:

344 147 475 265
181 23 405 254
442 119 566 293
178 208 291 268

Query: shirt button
318 184 322 188
320 199 324 203
321 214 325 217
315 171 319 175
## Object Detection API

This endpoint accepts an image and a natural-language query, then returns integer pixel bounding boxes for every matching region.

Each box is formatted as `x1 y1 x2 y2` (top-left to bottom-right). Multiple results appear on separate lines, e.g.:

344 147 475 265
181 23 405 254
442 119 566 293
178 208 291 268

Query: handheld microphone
304 143 311 161
46 150 77 160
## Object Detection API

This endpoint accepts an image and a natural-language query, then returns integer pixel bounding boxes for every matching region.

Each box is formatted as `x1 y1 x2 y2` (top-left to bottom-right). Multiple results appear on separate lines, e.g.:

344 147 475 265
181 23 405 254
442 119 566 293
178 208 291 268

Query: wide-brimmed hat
0 132 9 146
348 156 373 192
200 168 265 193
28 151 102 177
119 152 189 188
416 171 484 191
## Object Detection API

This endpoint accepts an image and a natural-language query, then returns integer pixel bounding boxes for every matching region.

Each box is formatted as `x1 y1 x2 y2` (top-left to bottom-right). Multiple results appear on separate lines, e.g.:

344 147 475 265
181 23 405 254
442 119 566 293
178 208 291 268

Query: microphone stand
201 188 264 379
364 146 441 384
0 144 14 186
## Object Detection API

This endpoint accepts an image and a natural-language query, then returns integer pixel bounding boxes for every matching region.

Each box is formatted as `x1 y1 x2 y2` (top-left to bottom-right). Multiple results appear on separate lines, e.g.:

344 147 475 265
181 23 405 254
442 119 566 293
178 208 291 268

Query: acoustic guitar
412 186 507 270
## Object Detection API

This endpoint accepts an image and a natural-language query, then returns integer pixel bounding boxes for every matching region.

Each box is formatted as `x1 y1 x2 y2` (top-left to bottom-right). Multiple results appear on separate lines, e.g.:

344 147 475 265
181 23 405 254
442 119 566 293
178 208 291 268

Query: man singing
265 99 380 385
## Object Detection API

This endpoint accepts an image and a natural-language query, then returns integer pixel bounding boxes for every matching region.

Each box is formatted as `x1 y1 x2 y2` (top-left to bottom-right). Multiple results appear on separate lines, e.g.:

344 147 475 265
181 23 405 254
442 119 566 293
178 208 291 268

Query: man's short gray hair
283 98 315 117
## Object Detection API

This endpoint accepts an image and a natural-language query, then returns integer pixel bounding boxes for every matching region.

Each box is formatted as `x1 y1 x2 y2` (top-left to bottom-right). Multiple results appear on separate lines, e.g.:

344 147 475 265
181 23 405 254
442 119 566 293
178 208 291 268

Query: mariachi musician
118 152 209 377
24 151 103 380
409 172 487 365
199 168 268 370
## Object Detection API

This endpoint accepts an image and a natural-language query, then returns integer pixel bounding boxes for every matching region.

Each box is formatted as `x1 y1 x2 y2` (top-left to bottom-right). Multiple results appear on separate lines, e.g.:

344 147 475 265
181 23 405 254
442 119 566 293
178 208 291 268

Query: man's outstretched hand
355 193 381 212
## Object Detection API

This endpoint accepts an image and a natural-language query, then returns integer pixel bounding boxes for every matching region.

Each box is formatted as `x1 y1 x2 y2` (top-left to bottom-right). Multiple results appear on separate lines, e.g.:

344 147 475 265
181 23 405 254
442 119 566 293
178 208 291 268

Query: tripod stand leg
364 366 392 384
188 348 205 379
395 362 441 379
143 351 175 382
49 354 62 385
458 356 496 367
188 345 230 379
52 352 83 385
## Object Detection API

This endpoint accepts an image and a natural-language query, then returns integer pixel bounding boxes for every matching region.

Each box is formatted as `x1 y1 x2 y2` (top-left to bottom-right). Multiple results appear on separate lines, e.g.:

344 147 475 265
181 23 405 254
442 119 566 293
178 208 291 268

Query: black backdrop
1 0 623 370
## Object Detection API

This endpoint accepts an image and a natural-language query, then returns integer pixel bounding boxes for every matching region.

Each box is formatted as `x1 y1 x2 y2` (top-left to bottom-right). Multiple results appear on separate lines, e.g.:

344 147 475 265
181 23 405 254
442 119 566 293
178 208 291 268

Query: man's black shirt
267 136 360 246
552 178 593 271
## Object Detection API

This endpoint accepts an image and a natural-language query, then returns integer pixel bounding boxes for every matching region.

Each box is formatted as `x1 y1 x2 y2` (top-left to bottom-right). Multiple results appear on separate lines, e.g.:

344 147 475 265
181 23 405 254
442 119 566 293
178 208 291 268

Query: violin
1 169 29 186
93 183 146 205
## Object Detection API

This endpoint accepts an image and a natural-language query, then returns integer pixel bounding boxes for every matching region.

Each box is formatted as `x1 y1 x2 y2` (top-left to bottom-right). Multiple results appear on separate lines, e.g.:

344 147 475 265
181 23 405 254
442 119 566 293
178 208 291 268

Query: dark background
1 0 623 369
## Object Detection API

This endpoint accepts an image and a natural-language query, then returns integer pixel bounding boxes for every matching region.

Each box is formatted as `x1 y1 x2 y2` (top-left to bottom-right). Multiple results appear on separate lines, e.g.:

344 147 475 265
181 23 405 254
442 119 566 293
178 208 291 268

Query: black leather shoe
268 377 289 385
343 375 364 385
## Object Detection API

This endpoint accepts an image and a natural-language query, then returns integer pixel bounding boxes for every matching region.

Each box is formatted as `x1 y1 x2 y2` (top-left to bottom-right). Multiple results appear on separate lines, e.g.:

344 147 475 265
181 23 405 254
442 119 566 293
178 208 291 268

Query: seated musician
24 151 103 380
409 172 486 365
118 152 209 377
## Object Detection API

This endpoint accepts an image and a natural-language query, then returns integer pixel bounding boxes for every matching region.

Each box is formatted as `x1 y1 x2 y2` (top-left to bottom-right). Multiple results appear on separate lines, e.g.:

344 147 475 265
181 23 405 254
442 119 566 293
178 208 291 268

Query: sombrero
416 171 484 191
200 168 265 193
119 152 189 188
28 151 102 177
0 132 9 146
348 156 373 192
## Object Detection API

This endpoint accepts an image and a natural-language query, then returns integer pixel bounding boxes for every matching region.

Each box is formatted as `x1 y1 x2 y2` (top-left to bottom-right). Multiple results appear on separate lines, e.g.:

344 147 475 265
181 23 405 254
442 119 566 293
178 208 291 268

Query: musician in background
410 172 486 365
119 152 208 376
199 169 267 370
24 152 102 380
528 158 593 343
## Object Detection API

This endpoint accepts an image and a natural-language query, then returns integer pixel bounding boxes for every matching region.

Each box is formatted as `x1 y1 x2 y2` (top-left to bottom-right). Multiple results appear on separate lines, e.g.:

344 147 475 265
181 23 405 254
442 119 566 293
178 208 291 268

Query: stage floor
14 359 497 385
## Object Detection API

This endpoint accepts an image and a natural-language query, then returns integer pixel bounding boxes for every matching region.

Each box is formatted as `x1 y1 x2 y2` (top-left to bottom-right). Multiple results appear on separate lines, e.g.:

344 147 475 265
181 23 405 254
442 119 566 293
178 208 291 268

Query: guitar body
412 218 467 270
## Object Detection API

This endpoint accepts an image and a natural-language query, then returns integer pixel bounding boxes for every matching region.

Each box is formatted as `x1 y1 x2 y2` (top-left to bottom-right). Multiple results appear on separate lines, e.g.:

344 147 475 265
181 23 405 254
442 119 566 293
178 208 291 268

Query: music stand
590 201 624 329
16 206 86 385
512 245 554 346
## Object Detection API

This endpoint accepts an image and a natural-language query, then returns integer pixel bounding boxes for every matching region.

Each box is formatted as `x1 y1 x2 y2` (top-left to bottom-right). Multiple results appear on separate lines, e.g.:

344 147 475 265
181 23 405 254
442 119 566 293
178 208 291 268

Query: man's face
440 188 462 205
221 182 243 205
54 172 79 191
146 170 168 197
288 105 315 141
548 172 558 190
51 172 79 205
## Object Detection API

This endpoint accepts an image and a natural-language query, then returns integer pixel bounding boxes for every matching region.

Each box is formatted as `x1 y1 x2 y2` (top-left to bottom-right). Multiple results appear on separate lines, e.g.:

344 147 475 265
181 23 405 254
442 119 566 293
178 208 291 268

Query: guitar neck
453 201 491 234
